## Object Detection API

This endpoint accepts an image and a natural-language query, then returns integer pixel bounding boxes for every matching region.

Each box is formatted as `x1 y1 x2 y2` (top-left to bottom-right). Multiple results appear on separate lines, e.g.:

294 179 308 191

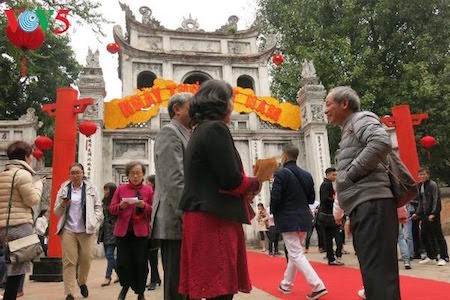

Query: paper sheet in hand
253 157 278 182
122 197 139 204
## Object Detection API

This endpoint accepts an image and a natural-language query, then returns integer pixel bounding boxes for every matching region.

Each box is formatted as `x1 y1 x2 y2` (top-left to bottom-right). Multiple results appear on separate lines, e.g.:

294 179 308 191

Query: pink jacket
109 183 153 237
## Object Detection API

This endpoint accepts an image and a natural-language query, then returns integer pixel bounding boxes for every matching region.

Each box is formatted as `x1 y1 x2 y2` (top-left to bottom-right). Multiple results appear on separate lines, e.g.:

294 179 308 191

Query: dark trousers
350 199 400 300
305 222 324 250
4 274 21 300
160 239 186 300
116 233 148 294
147 238 161 284
421 217 449 260
322 224 343 262
411 218 422 257
207 295 233 300
266 226 280 254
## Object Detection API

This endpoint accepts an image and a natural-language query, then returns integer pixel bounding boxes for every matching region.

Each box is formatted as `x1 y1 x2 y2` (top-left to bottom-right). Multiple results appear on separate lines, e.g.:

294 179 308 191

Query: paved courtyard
17 236 450 300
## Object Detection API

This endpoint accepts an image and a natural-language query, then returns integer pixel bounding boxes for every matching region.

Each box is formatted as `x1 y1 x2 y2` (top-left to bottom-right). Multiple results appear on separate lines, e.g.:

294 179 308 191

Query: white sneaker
357 288 366 299
418 257 432 264
437 259 447 266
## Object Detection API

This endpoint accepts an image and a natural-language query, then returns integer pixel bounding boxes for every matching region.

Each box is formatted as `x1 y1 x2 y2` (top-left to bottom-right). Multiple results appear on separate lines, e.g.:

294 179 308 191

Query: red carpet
247 251 450 299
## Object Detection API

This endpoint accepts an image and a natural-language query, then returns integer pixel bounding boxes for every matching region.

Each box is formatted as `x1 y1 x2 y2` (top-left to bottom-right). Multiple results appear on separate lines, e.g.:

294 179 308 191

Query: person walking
271 144 328 300
413 167 449 266
110 161 153 300
98 182 118 287
256 203 269 253
151 93 192 300
178 80 261 300
54 163 103 300
324 86 400 299
318 167 343 266
0 141 44 300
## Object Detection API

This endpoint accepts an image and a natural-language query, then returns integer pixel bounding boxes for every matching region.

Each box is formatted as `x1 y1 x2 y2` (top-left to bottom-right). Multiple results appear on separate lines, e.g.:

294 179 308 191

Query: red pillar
42 88 93 257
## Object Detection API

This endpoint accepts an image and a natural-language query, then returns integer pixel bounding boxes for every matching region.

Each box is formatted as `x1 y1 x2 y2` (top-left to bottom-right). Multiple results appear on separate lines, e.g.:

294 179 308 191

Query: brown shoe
101 278 111 287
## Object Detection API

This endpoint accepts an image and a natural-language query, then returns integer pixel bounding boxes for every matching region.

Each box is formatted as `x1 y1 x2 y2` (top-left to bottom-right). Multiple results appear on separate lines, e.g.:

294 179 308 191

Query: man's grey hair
282 143 299 160
328 86 360 112
168 92 192 119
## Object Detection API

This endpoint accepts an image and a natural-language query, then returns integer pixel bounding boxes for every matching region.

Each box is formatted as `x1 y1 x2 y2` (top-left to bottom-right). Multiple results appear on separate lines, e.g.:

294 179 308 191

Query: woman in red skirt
179 80 261 300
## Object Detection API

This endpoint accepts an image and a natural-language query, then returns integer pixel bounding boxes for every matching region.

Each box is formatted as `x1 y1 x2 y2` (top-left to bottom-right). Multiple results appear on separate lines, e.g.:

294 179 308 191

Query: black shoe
147 279 161 290
118 286 129 300
66 295 75 300
137 293 145 300
79 284 89 298
328 260 344 266
306 288 328 299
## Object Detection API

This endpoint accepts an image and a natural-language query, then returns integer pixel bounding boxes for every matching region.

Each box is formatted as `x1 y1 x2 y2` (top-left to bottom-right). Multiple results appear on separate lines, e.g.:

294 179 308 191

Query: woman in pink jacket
109 161 153 300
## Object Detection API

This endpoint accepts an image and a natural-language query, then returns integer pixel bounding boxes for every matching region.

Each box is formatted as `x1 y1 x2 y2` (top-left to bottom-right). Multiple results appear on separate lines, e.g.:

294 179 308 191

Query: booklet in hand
253 157 278 182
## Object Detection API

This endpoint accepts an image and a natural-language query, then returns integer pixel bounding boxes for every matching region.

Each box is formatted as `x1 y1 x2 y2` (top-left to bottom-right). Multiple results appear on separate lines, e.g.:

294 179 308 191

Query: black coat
179 120 256 224
270 161 315 232
98 200 117 245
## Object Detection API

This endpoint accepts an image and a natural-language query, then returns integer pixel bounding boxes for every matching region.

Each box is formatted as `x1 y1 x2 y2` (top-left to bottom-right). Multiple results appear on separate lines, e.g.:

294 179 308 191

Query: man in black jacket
271 144 328 300
413 167 449 266
318 167 344 265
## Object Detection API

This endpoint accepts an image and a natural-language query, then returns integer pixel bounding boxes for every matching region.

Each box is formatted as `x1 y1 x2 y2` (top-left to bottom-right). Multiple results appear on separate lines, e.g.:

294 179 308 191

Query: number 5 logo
53 9 70 34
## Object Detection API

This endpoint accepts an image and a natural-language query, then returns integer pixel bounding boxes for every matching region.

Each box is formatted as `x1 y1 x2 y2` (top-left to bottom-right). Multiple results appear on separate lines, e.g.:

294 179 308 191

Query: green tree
0 0 106 129
259 0 450 184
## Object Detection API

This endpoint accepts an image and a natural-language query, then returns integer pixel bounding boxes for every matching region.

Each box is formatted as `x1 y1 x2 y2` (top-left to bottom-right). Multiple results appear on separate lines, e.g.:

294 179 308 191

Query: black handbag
317 212 336 227
3 170 43 264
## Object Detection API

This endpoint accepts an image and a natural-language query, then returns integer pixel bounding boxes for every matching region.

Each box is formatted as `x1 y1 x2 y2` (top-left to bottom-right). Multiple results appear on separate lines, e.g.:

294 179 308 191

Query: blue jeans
103 244 116 279
398 224 410 263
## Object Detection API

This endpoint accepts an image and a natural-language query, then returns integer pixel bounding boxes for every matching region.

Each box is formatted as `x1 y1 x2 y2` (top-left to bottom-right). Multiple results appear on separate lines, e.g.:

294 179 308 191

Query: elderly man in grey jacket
152 92 191 300
324 86 400 300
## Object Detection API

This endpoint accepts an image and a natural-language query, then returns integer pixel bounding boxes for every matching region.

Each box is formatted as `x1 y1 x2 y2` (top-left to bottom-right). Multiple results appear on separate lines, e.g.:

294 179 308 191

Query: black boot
137 292 145 300
118 286 129 300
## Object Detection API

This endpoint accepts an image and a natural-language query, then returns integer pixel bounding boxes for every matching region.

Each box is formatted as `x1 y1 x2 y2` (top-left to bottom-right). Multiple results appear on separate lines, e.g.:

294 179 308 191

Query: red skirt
179 211 252 298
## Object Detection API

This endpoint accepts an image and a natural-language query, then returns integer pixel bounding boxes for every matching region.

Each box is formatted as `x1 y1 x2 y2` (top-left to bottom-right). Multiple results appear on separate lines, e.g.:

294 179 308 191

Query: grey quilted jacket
336 111 393 214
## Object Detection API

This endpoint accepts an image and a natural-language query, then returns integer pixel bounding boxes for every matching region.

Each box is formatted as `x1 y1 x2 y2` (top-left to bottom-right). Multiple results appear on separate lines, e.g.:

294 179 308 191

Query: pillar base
29 257 63 282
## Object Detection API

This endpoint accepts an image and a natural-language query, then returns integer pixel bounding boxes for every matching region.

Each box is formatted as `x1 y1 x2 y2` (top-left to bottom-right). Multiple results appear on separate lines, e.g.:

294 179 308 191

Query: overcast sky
69 0 258 101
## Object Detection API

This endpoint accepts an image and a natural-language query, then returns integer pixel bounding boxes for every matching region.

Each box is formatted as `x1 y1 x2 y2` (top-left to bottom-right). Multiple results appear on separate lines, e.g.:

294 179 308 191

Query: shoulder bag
3 170 43 264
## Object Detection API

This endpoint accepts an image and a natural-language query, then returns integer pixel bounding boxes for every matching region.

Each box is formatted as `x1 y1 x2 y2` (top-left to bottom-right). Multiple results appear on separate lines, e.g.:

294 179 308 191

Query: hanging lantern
106 43 120 54
5 18 45 76
32 149 44 159
79 121 97 137
34 136 53 150
272 53 284 66
420 135 436 149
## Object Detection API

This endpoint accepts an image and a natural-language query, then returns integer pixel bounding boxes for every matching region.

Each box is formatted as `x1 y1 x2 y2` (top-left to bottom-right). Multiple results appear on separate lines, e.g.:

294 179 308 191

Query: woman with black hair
54 163 103 300
179 80 261 300
98 182 118 287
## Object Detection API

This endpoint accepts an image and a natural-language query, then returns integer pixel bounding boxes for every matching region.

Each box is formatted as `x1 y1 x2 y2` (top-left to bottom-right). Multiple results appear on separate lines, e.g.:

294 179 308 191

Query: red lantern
5 25 45 50
79 121 97 137
34 136 53 150
420 135 436 149
32 149 44 159
272 53 284 66
106 43 120 54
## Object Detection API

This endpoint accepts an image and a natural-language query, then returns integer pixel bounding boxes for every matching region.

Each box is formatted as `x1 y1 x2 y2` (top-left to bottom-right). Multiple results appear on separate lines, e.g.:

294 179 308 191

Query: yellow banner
104 78 301 130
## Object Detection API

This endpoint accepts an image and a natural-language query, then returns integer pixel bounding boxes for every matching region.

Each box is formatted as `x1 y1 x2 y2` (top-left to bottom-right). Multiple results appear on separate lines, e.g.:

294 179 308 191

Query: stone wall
441 187 450 235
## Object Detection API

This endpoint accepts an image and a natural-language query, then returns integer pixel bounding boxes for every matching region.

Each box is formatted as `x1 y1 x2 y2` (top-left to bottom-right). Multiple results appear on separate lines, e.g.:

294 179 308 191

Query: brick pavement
17 236 449 300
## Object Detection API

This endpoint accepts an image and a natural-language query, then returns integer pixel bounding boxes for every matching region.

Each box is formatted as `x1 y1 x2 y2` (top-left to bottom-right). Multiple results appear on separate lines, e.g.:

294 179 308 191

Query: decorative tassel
21 56 27 77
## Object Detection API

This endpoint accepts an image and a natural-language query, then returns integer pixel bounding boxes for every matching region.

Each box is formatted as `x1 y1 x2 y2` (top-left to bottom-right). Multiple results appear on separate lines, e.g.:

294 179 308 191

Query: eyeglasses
129 171 143 177
70 171 83 176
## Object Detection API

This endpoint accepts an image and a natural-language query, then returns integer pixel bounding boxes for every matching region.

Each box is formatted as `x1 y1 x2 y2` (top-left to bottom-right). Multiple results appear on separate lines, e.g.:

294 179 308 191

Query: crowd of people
0 83 448 300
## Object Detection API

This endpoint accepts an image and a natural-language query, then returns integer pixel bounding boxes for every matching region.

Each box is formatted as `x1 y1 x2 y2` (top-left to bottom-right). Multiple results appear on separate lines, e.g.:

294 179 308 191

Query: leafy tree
0 0 106 127
259 0 450 184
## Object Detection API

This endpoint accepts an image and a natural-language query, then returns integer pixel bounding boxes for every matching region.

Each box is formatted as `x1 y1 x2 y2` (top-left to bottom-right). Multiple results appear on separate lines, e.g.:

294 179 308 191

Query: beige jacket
54 180 103 235
0 160 43 228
